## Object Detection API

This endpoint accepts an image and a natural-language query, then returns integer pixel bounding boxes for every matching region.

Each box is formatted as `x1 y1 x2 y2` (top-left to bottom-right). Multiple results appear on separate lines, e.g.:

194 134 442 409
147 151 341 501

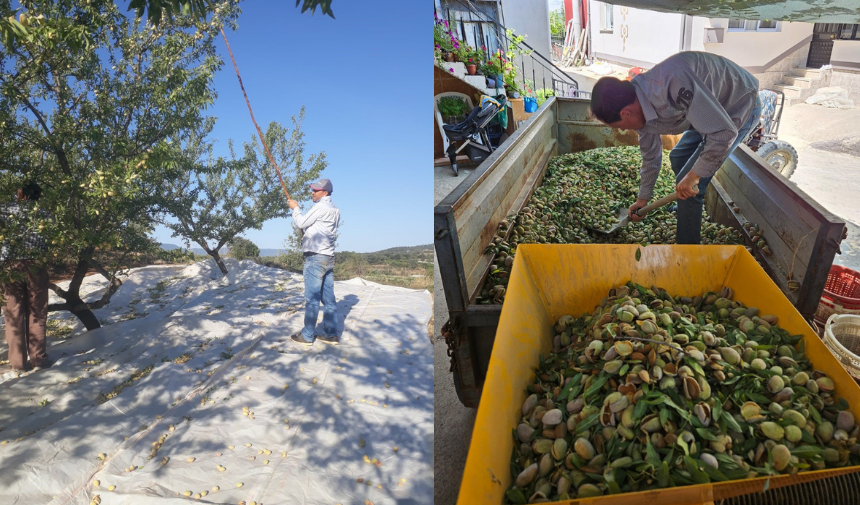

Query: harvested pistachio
504 282 860 503
479 147 746 305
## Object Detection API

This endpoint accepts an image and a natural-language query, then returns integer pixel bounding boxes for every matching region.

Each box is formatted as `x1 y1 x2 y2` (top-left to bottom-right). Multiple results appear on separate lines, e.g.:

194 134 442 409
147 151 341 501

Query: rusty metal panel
712 145 845 320
556 98 640 153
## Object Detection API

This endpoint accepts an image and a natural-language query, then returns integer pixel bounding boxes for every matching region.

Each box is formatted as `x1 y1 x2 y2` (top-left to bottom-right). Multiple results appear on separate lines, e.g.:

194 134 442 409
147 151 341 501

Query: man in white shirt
288 178 341 345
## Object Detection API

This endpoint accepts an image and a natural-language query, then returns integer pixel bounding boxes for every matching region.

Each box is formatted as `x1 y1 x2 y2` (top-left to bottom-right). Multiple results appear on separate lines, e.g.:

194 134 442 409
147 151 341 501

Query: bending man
590 52 762 244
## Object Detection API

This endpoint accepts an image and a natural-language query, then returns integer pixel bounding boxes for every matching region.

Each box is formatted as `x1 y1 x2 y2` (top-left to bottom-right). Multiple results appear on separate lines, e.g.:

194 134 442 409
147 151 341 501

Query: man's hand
628 199 648 222
676 172 701 200
287 199 298 210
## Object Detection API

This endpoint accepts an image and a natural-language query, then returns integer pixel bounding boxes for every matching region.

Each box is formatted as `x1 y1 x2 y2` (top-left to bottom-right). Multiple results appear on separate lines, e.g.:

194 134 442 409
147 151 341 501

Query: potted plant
438 96 469 125
464 47 483 75
535 88 555 107
503 66 520 99
434 15 456 63
481 51 504 88
455 44 471 67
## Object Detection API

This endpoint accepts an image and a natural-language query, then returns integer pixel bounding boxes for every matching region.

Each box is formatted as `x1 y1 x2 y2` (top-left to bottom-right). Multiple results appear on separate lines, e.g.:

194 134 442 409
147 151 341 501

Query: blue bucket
524 97 538 113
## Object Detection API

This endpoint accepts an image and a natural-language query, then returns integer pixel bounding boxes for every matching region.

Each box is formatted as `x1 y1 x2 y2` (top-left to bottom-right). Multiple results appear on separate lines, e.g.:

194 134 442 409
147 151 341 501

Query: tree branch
48 282 69 299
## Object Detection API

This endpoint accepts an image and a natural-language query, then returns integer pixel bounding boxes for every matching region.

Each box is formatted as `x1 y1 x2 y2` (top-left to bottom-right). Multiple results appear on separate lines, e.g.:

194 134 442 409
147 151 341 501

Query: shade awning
601 0 860 23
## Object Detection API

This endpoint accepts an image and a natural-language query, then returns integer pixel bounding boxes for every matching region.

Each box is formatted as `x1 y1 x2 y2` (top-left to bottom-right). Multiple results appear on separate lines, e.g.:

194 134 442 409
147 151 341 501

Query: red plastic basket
815 265 860 327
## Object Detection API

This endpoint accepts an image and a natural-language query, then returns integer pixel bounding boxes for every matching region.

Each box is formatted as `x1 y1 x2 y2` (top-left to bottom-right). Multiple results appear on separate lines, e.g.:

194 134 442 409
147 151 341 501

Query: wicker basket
823 313 860 380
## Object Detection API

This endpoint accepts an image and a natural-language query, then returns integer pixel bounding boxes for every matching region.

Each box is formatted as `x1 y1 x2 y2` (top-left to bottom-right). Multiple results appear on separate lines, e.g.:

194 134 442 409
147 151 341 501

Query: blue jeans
669 95 762 244
300 254 337 342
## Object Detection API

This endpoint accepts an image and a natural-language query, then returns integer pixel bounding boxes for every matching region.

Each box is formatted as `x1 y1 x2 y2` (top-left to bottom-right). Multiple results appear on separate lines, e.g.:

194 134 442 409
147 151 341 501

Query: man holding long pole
289 178 341 346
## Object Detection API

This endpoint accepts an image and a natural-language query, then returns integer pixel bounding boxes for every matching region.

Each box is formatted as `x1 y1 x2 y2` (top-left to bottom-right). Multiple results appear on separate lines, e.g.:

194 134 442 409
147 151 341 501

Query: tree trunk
208 249 229 276
48 251 102 330
68 296 102 330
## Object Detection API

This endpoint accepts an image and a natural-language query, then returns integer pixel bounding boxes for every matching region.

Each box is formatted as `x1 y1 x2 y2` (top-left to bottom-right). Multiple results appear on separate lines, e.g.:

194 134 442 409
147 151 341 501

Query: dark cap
309 178 333 194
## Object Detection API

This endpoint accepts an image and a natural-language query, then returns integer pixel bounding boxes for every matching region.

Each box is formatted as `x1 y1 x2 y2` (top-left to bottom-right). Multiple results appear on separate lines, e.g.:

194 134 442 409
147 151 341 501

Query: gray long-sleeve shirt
291 196 340 256
632 51 759 201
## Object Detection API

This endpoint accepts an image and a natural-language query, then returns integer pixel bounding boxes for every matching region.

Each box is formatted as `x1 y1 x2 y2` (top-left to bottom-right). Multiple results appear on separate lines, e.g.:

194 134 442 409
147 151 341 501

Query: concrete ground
776 103 860 271
434 162 476 205
433 179 477 505
431 98 860 505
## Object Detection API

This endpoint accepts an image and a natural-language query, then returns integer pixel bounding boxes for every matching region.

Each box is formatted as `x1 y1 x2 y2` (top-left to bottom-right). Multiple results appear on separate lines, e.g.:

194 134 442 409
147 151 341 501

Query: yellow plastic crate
458 244 860 505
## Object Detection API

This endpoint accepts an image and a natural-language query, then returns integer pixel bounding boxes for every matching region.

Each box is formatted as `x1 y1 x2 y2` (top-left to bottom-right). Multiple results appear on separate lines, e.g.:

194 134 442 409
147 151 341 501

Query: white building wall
831 41 860 103
832 40 860 69
501 0 551 58
590 2 682 68
701 20 813 70
589 7 814 90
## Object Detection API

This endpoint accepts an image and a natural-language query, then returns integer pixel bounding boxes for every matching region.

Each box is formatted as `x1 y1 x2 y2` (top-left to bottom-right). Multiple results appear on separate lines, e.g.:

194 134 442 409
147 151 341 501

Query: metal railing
436 0 587 99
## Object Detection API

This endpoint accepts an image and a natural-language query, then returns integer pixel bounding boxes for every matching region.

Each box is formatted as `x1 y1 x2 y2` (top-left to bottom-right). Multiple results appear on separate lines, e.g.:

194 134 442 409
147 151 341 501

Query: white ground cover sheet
0 259 433 505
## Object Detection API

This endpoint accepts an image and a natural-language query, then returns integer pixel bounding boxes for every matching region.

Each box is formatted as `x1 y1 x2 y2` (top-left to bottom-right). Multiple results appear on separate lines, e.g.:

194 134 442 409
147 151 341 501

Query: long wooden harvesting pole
220 26 291 202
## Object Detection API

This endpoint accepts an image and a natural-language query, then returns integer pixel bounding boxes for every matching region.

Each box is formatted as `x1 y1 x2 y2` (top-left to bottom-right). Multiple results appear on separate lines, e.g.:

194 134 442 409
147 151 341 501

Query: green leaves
560 373 582 402
128 0 212 26
584 373 608 400
295 0 335 18
722 410 742 433
684 456 711 484
159 110 327 276
0 0 242 328
790 445 824 459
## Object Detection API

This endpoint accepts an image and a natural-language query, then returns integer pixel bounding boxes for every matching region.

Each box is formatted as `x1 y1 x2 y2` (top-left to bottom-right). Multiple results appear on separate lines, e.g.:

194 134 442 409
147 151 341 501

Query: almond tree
0 1 238 329
158 110 327 276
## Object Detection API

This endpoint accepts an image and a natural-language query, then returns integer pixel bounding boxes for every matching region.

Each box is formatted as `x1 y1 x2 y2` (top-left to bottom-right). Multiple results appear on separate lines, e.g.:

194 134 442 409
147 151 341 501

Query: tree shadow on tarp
0 277 433 505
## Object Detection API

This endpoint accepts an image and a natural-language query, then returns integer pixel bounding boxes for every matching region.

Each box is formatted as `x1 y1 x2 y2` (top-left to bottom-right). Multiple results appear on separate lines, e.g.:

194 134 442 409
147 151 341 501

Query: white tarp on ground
805 86 855 109
0 259 433 504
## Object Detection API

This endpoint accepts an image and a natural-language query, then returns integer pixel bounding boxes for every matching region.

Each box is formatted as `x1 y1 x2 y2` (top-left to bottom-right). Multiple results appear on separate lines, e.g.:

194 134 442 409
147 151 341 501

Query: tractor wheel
757 140 798 179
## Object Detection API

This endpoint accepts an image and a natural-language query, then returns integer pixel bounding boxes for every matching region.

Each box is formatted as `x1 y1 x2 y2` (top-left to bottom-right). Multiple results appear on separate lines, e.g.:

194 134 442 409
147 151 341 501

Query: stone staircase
441 61 505 96
772 67 832 106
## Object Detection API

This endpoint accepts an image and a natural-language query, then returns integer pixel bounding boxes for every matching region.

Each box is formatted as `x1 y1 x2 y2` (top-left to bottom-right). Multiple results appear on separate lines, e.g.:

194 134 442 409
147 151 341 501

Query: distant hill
161 243 431 258
369 244 433 254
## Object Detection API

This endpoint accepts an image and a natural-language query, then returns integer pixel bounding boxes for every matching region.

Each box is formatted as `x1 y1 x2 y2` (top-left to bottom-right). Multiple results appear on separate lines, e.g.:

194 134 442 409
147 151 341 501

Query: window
728 18 779 32
601 4 614 31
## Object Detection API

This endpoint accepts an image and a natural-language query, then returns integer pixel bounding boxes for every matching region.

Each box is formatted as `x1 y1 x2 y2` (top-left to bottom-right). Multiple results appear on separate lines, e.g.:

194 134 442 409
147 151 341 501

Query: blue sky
152 1 430 253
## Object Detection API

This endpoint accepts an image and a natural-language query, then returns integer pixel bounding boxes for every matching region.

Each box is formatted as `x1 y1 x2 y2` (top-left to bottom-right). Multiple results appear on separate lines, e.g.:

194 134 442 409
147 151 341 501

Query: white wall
700 19 813 70
590 2 683 68
832 40 860 68
500 1 555 94
590 5 812 73
501 0 551 58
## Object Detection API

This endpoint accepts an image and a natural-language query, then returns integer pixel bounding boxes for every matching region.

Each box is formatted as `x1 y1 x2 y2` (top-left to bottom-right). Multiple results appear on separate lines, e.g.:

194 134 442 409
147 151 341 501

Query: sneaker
32 359 55 371
290 333 314 346
317 335 339 346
